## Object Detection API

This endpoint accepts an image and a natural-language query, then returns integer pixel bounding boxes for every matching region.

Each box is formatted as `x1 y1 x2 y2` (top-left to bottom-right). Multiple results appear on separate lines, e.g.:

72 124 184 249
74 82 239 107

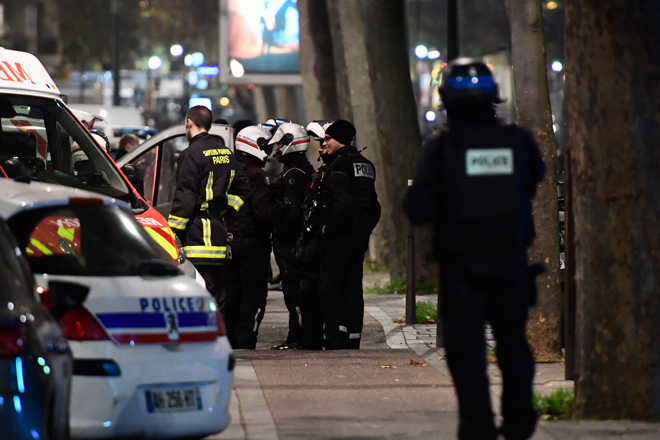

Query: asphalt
204 281 660 440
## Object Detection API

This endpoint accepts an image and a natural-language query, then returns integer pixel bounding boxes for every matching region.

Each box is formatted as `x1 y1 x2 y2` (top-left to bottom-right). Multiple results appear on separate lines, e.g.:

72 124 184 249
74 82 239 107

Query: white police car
0 178 234 439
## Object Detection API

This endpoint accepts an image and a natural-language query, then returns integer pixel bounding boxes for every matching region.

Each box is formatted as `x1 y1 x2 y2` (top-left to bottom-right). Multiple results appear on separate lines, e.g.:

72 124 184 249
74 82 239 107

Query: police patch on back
465 148 513 176
354 163 375 179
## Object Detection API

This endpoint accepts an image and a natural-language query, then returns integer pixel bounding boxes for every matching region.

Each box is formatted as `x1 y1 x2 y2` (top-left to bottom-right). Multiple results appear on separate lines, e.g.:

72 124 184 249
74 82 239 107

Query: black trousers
196 264 225 308
273 242 303 345
297 236 324 349
318 237 367 350
439 252 537 440
223 235 270 349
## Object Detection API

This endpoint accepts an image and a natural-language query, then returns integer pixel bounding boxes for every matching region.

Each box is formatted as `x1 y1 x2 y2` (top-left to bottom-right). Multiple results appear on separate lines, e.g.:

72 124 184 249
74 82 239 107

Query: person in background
404 58 545 440
114 133 140 160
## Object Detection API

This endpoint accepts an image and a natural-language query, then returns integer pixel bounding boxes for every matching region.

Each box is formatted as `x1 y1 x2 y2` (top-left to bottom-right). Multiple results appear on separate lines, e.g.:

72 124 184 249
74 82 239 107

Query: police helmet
306 120 333 141
235 125 273 164
438 58 502 107
260 118 292 135
268 123 310 156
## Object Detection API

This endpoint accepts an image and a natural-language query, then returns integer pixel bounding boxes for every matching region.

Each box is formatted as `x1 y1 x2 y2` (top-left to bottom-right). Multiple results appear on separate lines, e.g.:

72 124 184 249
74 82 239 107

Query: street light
170 44 184 57
551 61 563 72
425 111 436 122
148 56 162 70
428 49 441 60
415 45 429 59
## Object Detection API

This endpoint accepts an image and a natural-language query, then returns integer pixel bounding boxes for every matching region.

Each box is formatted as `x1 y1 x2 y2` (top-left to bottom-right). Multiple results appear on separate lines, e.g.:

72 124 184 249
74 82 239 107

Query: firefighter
167 105 250 308
404 58 546 440
317 120 381 350
223 125 287 349
268 123 315 350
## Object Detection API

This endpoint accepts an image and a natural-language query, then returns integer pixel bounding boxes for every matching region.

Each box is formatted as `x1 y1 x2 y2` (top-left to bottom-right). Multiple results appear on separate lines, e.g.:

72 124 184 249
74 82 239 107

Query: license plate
145 387 202 413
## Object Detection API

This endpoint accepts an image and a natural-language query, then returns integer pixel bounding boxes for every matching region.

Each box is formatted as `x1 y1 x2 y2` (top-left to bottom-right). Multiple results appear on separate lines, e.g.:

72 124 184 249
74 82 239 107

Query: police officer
269 123 315 350
223 125 286 349
292 120 334 349
317 120 381 350
404 58 546 440
168 106 250 307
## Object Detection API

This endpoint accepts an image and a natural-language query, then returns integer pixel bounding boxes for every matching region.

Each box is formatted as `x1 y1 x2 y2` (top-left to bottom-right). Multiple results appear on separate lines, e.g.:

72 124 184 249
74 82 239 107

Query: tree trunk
326 1 353 121
298 0 341 122
506 0 562 358
566 1 660 419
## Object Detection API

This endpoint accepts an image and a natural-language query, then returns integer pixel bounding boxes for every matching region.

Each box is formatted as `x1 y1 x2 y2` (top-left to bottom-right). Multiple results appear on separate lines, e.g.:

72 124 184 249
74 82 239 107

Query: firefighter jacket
321 146 381 243
272 152 315 246
404 112 546 257
168 132 251 265
224 154 288 246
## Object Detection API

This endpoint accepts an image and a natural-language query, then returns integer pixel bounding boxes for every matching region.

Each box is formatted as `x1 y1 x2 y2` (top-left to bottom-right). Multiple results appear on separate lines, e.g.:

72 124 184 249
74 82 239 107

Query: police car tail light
59 306 109 341
216 311 226 337
68 197 104 206
0 325 25 357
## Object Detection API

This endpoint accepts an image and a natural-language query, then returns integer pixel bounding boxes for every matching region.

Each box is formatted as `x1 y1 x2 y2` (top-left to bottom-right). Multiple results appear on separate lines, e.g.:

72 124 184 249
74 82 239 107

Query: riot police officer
168 106 250 305
223 125 287 349
317 120 381 350
404 58 546 440
269 123 315 350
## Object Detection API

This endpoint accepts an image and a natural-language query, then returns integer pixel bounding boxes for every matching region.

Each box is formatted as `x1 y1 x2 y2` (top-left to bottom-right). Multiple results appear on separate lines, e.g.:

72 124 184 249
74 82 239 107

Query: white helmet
269 123 310 156
235 125 273 163
306 120 333 141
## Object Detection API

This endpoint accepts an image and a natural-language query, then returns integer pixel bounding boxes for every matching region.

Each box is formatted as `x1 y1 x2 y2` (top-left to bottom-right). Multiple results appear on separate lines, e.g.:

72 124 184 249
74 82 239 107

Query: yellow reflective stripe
168 215 188 230
227 194 244 211
57 227 75 241
30 238 52 255
183 245 227 259
26 248 34 255
145 228 177 260
202 218 212 247
201 171 214 211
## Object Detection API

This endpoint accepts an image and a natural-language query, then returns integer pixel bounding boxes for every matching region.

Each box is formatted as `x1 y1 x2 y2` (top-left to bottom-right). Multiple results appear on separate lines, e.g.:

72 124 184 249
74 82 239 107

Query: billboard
219 0 302 85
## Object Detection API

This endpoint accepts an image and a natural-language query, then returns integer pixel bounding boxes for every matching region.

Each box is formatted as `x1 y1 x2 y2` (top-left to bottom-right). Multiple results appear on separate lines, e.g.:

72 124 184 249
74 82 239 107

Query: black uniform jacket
272 153 315 246
225 154 288 245
404 119 545 257
322 146 381 243
168 132 251 265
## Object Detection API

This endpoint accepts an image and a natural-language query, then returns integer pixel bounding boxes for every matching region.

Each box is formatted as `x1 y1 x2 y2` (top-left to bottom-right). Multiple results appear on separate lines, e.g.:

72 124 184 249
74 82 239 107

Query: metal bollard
406 179 416 325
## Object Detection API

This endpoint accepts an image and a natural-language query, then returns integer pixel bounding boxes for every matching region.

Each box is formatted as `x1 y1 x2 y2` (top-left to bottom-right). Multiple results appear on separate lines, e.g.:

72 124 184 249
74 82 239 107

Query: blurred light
196 65 220 77
148 56 162 70
427 50 441 60
551 61 563 72
31 430 39 439
189 97 213 111
547 1 558 10
425 111 436 122
191 52 205 67
487 63 494 71
103 421 112 427
37 357 45 366
415 45 428 59
36 286 45 294
43 366 50 375
8 302 14 310
187 71 199 86
170 44 184 57
230 59 244 78
197 79 209 90
16 357 24 393
104 71 112 81
184 54 193 66
209 302 217 312
13 396 22 413
219 97 230 106
553 124 559 133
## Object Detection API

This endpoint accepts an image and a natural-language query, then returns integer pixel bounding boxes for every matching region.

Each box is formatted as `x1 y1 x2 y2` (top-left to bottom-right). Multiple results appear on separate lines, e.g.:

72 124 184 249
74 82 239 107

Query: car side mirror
121 164 145 198
48 281 90 321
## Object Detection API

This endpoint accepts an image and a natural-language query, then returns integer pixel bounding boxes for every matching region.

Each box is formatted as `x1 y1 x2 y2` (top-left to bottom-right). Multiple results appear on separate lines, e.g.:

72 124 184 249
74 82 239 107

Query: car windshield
7 205 180 277
0 94 145 209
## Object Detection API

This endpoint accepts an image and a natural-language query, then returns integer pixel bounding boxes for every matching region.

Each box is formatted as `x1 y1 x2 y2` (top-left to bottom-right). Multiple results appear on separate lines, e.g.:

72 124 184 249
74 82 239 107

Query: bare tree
506 0 562 358
566 1 660 419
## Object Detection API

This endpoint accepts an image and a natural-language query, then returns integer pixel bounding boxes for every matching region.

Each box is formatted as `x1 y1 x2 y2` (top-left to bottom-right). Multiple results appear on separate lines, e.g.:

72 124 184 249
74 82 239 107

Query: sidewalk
209 290 660 440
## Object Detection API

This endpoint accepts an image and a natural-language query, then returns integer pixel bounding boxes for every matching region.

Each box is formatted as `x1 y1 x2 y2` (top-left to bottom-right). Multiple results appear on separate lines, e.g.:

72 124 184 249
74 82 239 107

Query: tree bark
566 1 660 419
506 0 562 358
298 0 323 123
326 1 353 121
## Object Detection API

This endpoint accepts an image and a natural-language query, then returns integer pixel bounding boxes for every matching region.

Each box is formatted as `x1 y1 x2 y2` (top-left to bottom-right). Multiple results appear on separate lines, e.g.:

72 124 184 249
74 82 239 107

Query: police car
0 178 234 439
0 48 199 282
